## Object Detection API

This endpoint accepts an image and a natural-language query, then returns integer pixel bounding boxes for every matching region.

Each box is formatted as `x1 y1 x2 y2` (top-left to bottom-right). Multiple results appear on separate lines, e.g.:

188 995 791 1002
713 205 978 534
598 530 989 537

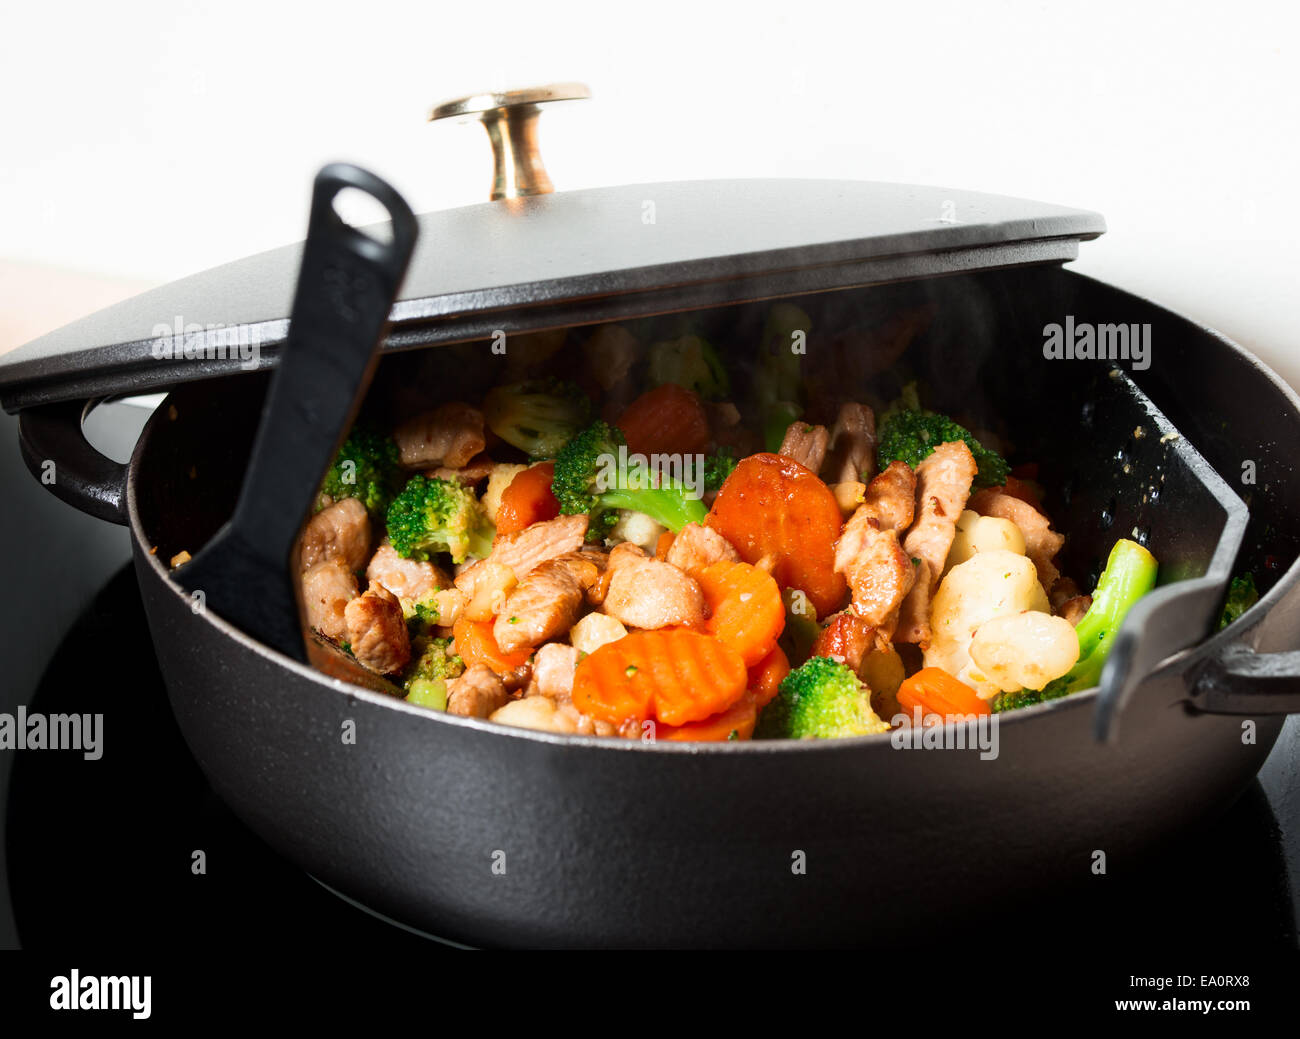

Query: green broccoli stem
598 485 708 533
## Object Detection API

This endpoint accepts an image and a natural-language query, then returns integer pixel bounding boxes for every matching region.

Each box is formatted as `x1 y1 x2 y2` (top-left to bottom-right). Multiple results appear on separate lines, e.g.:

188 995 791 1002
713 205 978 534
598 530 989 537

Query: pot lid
0 85 1104 412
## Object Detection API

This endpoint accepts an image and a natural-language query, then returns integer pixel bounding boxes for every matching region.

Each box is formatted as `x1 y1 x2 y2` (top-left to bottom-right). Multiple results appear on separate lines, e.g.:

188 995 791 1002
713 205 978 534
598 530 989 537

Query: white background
1 0 1297 381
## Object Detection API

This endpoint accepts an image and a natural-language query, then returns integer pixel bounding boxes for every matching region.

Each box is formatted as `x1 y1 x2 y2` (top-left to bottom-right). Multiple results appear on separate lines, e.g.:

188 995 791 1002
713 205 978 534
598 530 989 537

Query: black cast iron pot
6 89 1299 946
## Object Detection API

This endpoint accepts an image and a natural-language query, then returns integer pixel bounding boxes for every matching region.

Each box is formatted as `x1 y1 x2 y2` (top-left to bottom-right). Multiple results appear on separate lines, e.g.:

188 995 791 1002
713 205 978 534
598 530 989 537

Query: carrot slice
452 616 531 675
496 461 559 535
654 530 676 561
697 560 785 666
655 693 758 742
747 643 790 709
573 628 748 727
705 453 847 617
616 384 711 458
896 666 991 720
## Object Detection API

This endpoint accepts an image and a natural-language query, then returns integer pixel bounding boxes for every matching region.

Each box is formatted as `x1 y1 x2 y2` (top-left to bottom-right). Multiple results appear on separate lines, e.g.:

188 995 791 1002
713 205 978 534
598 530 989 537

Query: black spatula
175 164 418 670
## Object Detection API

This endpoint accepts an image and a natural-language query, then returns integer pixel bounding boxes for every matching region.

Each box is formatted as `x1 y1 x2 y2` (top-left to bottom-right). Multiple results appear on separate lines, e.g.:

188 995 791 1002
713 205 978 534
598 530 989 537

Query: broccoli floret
702 449 738 493
1218 572 1258 630
647 334 731 400
403 634 465 693
316 427 402 521
755 656 890 739
551 421 708 540
754 304 811 452
386 474 495 564
876 408 1009 488
993 538 1158 712
483 378 592 460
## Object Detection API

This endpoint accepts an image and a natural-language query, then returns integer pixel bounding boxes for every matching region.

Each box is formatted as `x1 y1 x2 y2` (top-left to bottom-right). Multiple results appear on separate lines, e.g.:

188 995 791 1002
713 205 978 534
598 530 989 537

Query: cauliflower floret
607 509 668 553
924 550 1049 691
943 509 1026 578
968 611 1080 693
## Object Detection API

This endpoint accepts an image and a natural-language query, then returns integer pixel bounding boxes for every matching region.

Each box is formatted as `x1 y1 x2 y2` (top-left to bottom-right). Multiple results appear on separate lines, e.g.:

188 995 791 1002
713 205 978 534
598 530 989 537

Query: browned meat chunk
427 451 495 487
821 403 877 485
968 488 1066 593
492 556 589 654
365 541 452 603
896 442 976 646
861 460 916 532
665 522 739 577
455 513 589 602
299 498 371 573
603 557 705 630
778 421 830 474
447 664 509 719
584 324 638 391
301 559 359 641
533 642 580 702
811 611 876 673
893 559 934 646
344 584 411 675
834 461 918 636
393 402 485 469
1058 594 1093 626
837 528 914 633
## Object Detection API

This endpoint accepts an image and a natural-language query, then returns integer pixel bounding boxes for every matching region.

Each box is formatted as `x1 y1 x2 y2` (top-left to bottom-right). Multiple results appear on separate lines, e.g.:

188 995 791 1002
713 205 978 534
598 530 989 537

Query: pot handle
17 398 129 525
1188 640 1300 715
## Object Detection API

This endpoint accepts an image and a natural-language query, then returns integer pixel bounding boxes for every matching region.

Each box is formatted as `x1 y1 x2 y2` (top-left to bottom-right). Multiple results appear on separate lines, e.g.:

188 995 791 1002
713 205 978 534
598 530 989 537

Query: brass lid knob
429 83 591 201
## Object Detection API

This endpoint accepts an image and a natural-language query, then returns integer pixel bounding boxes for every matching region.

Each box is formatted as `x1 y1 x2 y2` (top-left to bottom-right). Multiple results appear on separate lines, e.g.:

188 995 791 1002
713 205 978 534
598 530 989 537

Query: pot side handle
1189 643 1300 715
17 398 129 525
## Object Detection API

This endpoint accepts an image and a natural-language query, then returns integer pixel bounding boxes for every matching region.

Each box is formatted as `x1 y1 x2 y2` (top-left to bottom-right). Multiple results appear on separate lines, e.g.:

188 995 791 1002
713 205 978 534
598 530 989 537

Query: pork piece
603 555 705 630
861 460 917 532
821 402 877 485
968 488 1066 593
811 611 876 673
492 554 598 654
778 421 830 474
299 498 370 573
665 522 739 576
584 324 638 391
893 559 933 647
1058 595 1093 627
455 513 589 602
1050 576 1082 611
427 451 495 487
365 541 452 603
833 461 918 634
447 664 509 719
344 584 411 675
607 541 649 573
393 402 485 469
895 443 977 646
534 642 580 702
301 559 359 641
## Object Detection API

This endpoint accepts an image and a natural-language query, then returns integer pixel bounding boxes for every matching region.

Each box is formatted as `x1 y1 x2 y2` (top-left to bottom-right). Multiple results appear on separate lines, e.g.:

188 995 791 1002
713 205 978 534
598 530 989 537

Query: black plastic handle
174 164 418 663
18 399 130 525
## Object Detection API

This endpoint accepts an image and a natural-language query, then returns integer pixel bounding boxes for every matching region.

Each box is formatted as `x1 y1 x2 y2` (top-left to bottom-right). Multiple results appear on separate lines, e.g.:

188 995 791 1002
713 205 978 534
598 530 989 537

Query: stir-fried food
296 309 1161 740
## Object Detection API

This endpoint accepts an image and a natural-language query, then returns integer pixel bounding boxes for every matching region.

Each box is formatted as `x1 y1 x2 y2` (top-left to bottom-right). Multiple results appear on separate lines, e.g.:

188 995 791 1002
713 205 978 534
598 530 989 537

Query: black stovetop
5 566 1298 952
